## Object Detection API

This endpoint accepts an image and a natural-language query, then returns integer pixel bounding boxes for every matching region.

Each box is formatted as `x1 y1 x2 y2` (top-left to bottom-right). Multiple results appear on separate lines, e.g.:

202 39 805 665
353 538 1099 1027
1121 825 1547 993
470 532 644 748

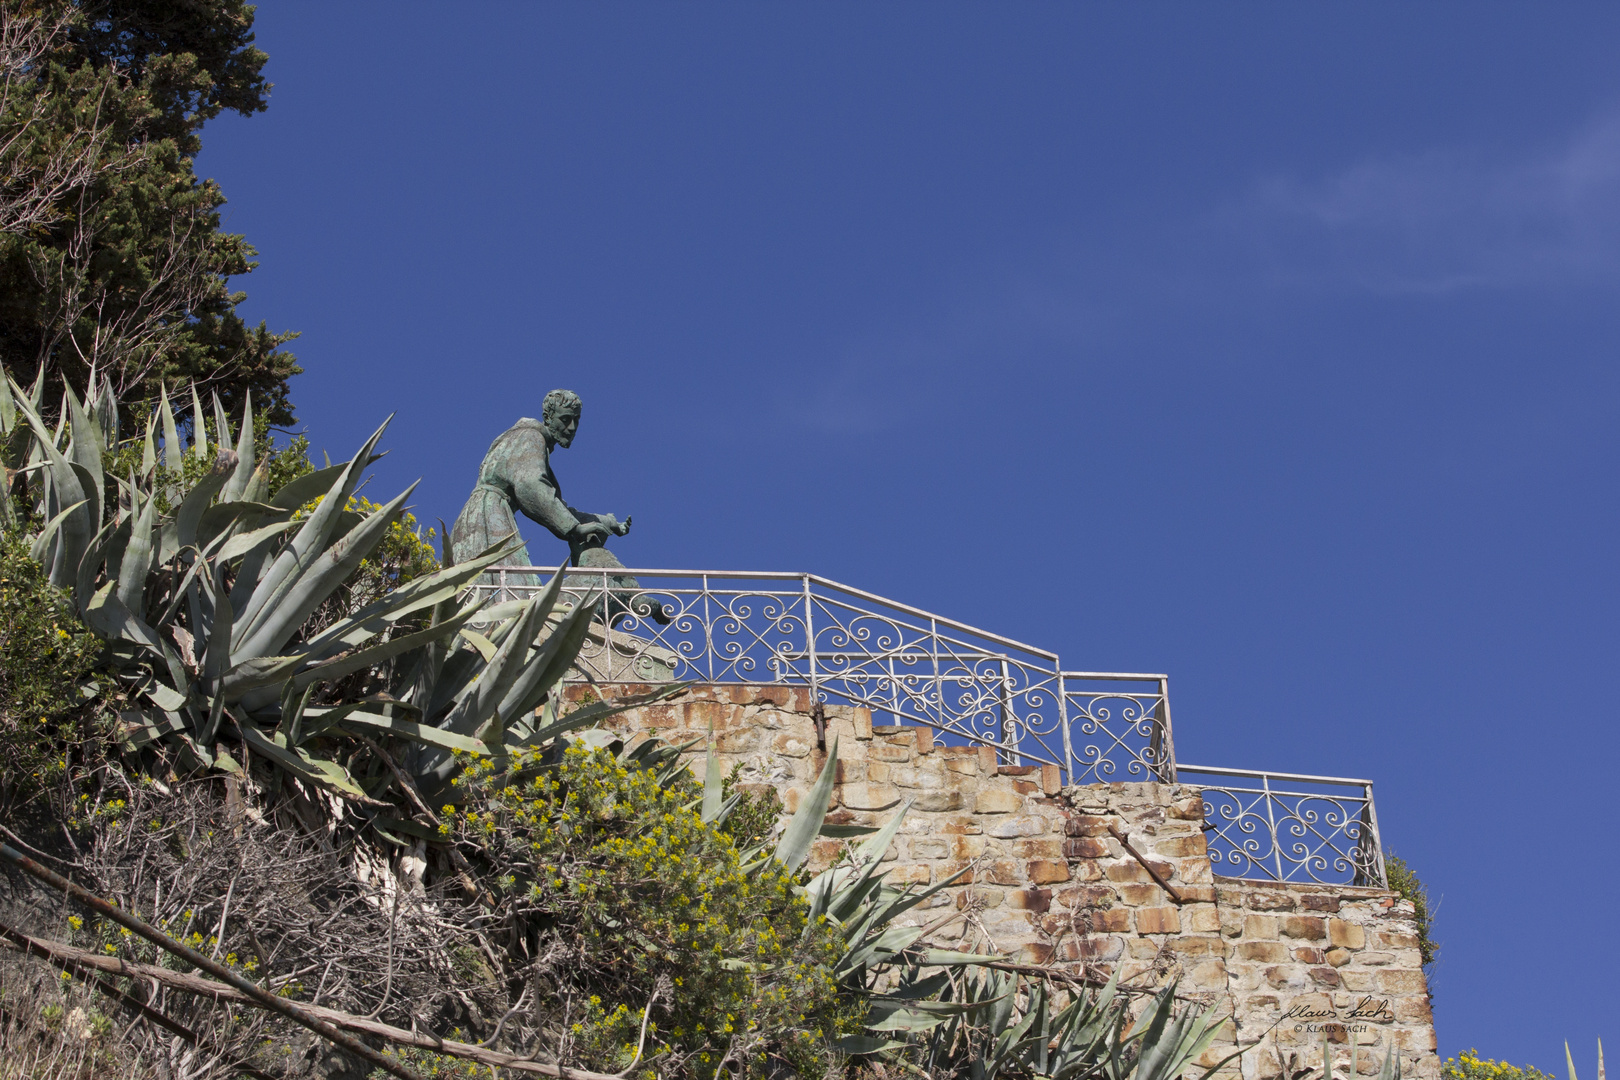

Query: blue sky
203 4 1619 1065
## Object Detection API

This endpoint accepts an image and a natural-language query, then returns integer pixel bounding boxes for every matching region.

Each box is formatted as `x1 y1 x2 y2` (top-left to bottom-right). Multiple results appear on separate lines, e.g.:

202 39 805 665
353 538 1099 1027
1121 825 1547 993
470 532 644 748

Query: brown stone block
1329 920 1367 949
682 700 728 729
1065 814 1113 837
941 816 983 835
1070 860 1104 881
1155 834 1207 858
1127 937 1162 960
1397 998 1434 1024
945 756 979 775
1301 894 1341 913
1041 764 1063 794
1309 966 1341 988
1136 907 1181 934
1179 885 1217 903
951 835 988 860
1105 861 1149 883
912 790 966 812
914 727 934 754
985 859 1024 886
866 761 891 784
1236 941 1290 963
871 743 913 763
1069 936 1125 961
1186 905 1222 933
1246 890 1298 912
1377 970 1428 995
1189 959 1227 990
1375 931 1419 950
1261 966 1298 990
998 764 1038 776
1117 883 1160 905
773 732 813 757
977 746 999 773
1013 838 1063 859
715 729 756 753
1243 914 1279 939
988 815 1049 838
1167 795 1206 820
1292 947 1326 964
1325 947 1353 967
889 863 933 885
1282 916 1327 941
1012 779 1039 795
1056 884 1116 908
1339 970 1377 992
1091 908 1132 933
1028 859 1071 885
1016 942 1054 965
1169 937 1221 956
1007 887 1052 913
974 787 1024 814
1064 836 1110 859
909 838 949 860
851 706 873 738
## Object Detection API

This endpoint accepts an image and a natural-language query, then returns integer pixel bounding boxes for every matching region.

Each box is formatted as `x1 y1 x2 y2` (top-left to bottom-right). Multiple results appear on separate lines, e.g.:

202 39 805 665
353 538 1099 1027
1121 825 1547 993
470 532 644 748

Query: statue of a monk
449 388 629 572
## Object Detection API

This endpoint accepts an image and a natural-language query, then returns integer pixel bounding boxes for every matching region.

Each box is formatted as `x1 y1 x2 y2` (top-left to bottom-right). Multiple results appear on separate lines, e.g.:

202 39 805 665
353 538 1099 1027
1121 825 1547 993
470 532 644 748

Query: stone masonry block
852 707 873 739
1236 941 1290 963
1065 814 1113 837
1325 947 1353 967
1329 920 1366 949
889 863 933 885
1245 891 1298 912
1041 764 1062 794
909 838 949 860
1378 970 1427 994
1090 908 1132 932
1282 916 1327 940
1007 887 1052 913
773 733 813 757
951 835 988 860
987 815 1048 838
985 859 1023 886
1186 905 1222 933
1136 907 1181 934
912 791 966 812
1063 836 1110 859
941 816 982 835
1167 795 1206 820
1027 860 1070 885
1117 883 1160 905
1012 838 1063 859
974 788 1023 814
870 743 913 763
1292 947 1326 964
1155 834 1206 858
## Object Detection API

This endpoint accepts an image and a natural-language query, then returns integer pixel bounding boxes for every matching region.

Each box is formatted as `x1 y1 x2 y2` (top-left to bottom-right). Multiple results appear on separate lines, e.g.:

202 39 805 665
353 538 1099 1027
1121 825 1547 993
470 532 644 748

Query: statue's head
541 389 582 448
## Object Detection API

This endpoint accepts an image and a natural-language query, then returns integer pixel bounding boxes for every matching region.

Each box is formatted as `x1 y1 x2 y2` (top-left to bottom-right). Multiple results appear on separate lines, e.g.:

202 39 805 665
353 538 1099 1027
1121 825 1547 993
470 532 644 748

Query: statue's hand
568 521 611 546
612 515 632 537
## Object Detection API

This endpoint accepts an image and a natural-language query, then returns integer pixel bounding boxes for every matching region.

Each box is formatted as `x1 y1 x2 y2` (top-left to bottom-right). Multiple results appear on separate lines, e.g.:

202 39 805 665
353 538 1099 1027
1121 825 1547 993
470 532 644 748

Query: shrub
0 529 100 808
1385 853 1439 971
448 743 852 1078
1443 1049 1556 1080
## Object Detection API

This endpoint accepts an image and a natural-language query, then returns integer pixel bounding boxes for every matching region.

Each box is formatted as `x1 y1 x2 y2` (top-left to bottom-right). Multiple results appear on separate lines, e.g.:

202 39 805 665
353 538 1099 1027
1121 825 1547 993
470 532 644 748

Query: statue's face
547 407 581 448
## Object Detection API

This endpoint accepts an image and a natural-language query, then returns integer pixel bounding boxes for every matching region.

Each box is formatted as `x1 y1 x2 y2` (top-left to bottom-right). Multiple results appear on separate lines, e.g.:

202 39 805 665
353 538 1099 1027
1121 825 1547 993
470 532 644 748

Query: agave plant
0 373 664 829
686 735 1243 1080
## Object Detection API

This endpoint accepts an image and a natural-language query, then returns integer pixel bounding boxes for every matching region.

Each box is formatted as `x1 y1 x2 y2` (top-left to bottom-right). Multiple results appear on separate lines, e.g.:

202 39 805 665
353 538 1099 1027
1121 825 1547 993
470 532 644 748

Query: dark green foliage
0 528 100 807
449 744 852 1078
0 0 297 425
721 762 785 849
1385 853 1438 971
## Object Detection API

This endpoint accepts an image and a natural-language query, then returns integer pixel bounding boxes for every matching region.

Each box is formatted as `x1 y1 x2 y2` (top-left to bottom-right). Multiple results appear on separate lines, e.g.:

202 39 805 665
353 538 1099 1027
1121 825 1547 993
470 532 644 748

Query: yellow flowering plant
448 741 854 1078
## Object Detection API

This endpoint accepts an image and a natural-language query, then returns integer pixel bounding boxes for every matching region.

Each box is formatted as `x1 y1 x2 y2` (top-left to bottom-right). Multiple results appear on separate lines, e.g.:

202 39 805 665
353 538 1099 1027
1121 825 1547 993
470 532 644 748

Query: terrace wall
578 683 1437 1080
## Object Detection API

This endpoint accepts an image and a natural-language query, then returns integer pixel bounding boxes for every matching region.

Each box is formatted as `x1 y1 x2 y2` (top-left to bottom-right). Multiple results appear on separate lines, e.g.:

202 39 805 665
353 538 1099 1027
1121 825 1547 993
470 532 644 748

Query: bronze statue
451 389 666 622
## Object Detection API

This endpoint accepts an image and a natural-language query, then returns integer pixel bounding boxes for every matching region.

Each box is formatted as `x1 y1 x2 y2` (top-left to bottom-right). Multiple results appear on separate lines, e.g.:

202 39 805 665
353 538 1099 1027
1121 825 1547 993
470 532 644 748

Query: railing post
999 657 1018 765
1264 773 1284 882
1057 670 1073 787
1152 676 1177 783
1357 783 1386 888
802 574 818 707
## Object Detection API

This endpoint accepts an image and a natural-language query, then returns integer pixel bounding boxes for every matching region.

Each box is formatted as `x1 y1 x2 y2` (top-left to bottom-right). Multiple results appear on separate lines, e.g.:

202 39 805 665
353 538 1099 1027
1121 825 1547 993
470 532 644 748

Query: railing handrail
1177 763 1376 788
489 565 1066 661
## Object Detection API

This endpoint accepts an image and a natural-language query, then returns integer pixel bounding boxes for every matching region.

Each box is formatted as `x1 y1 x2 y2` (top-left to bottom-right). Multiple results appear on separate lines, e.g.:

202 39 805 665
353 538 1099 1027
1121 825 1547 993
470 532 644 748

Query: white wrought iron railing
1176 765 1386 888
470 566 1384 887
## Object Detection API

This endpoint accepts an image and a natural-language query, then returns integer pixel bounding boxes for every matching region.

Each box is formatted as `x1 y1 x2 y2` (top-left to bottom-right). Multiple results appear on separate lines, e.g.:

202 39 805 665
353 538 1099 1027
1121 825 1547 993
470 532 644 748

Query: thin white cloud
1233 110 1620 293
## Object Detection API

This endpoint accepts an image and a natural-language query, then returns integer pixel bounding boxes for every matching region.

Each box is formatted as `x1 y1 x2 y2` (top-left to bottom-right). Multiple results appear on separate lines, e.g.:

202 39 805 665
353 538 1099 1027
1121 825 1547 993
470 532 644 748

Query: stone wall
575 682 1437 1080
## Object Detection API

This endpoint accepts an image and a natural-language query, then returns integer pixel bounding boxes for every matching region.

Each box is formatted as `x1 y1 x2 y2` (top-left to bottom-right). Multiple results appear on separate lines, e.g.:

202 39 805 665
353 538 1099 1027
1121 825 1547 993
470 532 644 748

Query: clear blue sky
203 4 1618 1066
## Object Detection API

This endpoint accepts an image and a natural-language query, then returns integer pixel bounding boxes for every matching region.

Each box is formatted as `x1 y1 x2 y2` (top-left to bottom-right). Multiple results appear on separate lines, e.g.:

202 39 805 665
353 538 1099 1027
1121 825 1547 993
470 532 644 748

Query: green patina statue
449 388 631 574
451 389 671 630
